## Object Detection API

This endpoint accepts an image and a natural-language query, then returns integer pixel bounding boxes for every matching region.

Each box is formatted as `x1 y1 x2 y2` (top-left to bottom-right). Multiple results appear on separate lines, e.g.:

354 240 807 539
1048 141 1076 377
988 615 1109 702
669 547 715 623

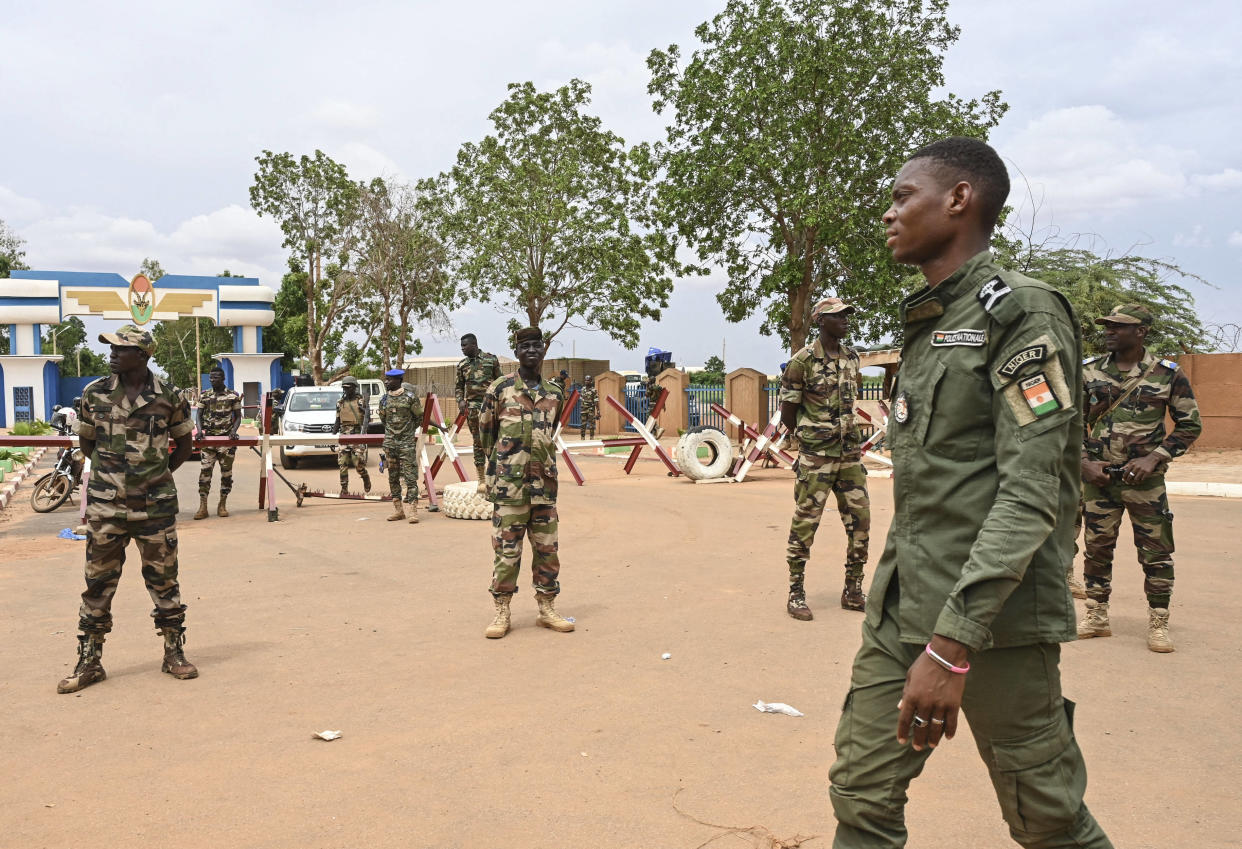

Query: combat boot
57 634 106 694
787 582 813 621
485 595 512 639
160 628 198 679
216 494 229 518
194 495 209 520
387 498 405 521
360 470 371 493
339 474 350 497
1147 607 1174 653
475 464 487 494
535 595 575 632
407 500 420 524
1077 599 1112 639
1067 566 1087 600
841 575 866 612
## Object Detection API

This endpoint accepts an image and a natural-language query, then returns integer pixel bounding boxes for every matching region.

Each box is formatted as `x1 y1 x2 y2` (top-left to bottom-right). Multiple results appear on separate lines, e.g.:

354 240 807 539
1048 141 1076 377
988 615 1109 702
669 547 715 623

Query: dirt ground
1 446 1240 849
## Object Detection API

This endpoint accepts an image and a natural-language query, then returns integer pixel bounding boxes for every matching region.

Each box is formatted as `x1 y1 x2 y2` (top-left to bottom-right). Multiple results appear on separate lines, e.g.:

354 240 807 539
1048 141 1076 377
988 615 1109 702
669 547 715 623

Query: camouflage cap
811 297 855 318
98 324 155 354
341 375 359 385
1095 303 1153 326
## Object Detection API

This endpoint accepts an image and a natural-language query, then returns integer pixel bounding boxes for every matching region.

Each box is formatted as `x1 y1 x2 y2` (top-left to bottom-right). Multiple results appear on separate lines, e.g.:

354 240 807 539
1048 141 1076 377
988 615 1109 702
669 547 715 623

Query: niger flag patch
1020 373 1060 416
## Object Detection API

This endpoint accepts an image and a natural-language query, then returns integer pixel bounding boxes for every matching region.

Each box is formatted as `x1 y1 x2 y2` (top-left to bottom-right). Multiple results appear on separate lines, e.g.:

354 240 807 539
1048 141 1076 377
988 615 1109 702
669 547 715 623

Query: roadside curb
0 448 48 509
1167 480 1242 499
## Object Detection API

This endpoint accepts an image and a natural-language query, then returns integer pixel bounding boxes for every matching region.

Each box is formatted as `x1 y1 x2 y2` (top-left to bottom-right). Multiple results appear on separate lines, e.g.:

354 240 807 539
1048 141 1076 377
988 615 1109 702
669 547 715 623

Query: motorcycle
29 422 84 513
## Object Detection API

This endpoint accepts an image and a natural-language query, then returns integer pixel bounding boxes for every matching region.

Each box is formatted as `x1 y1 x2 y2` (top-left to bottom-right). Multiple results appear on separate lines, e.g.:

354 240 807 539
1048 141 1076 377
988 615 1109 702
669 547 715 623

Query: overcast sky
2 0 1239 372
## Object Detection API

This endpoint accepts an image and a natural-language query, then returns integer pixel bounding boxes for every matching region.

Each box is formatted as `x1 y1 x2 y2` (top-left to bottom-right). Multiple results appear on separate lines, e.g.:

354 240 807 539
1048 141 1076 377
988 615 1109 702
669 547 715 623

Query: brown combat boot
360 470 371 493
387 498 405 521
475 464 486 494
535 594 575 632
1147 607 1174 653
1077 600 1112 639
193 495 209 520
216 494 229 517
160 628 198 679
57 634 106 694
407 500 420 524
841 575 867 612
1067 566 1087 600
485 595 512 639
787 582 813 621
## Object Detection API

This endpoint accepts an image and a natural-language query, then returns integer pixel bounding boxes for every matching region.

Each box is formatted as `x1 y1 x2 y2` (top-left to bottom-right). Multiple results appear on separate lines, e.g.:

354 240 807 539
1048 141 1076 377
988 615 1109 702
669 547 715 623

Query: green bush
0 449 30 463
11 420 52 436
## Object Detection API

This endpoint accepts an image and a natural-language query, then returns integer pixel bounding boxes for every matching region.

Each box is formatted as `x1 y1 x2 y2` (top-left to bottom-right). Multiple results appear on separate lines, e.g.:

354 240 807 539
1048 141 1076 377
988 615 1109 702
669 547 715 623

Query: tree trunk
306 251 323 384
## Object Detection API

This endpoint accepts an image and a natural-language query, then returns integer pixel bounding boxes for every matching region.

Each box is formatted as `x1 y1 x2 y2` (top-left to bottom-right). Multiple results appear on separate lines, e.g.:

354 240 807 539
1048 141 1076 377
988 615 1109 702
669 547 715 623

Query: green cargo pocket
989 706 1082 836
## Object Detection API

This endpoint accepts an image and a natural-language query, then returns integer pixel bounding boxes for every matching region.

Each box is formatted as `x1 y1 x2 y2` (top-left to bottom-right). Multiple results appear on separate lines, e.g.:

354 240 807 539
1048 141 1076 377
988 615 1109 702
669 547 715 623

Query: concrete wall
655 368 689 433
595 371 626 436
724 368 768 436
1176 353 1242 450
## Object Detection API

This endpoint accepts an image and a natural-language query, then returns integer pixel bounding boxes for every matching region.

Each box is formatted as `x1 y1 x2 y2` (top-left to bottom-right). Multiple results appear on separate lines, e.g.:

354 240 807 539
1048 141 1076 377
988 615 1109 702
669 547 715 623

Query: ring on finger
912 715 929 728
931 718 945 725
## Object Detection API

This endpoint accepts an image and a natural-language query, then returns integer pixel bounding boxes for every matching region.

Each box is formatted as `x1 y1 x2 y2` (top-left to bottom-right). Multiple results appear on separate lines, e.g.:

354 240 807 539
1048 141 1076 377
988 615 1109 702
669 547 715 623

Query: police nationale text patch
931 329 987 347
998 344 1047 377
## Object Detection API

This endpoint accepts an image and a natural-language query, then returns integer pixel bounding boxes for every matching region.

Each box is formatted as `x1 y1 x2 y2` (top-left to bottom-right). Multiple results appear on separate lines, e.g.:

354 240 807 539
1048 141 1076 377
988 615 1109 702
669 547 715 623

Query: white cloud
308 99 380 131
330 142 406 182
1228 232 1242 248
1193 168 1242 191
0 185 47 224
1173 225 1212 249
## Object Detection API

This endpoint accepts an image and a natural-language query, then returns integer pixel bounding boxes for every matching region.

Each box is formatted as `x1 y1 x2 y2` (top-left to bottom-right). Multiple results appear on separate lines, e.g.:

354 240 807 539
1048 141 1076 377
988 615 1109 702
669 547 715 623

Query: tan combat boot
193 495 209 520
841 575 867 612
1067 566 1087 600
57 634 106 694
407 500 420 524
1147 607 1174 653
160 628 199 679
485 595 512 639
1077 599 1112 639
475 464 486 494
387 498 405 521
787 581 812 621
535 595 575 632
216 494 229 518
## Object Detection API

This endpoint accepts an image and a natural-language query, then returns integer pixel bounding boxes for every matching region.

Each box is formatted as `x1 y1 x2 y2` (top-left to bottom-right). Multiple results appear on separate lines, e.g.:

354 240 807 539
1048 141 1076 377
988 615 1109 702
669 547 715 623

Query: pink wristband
925 644 970 674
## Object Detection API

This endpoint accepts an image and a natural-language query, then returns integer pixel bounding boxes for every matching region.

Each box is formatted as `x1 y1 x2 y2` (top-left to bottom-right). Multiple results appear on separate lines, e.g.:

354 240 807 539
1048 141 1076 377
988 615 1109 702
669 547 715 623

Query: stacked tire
674 426 734 481
440 480 491 520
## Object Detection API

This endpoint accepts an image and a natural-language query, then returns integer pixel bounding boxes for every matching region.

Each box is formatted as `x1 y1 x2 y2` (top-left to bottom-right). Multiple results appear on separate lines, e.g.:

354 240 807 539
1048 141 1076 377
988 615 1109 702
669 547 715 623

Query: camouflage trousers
466 403 486 468
198 447 235 496
384 440 419 503
490 502 560 598
337 444 369 486
1082 474 1175 607
78 516 185 635
787 454 870 583
579 411 598 439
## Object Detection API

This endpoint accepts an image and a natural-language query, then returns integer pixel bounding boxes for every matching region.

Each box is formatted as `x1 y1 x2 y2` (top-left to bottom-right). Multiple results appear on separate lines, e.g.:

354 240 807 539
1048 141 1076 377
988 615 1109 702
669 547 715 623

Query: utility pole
194 317 202 401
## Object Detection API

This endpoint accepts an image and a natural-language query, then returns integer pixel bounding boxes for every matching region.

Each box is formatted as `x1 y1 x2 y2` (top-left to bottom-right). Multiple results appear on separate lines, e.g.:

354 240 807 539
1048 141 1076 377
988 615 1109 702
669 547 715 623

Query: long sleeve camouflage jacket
478 373 564 506
1082 349 1201 464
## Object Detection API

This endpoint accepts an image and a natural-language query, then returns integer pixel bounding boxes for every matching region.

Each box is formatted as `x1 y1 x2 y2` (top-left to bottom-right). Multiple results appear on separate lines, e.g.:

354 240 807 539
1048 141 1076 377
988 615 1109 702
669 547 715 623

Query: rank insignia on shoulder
931 328 987 346
893 391 910 424
999 344 1047 377
1159 358 1178 370
1019 373 1060 416
978 276 1012 311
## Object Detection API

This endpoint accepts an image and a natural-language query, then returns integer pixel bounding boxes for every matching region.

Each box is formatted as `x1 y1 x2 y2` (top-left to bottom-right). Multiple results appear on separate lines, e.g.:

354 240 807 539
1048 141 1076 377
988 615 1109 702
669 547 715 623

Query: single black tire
30 473 73 512
675 426 733 481
280 447 299 470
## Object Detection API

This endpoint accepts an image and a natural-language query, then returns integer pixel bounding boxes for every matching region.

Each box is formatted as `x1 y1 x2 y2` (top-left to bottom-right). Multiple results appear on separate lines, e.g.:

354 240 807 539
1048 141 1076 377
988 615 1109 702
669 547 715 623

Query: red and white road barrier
709 403 797 472
552 388 587 486
853 403 893 468
604 391 680 476
730 410 787 482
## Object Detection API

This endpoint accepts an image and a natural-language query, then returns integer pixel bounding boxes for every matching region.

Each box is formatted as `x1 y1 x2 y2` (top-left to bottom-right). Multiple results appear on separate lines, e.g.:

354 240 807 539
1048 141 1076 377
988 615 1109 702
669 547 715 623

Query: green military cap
514 326 543 343
341 375 359 385
98 324 155 354
1095 303 1152 326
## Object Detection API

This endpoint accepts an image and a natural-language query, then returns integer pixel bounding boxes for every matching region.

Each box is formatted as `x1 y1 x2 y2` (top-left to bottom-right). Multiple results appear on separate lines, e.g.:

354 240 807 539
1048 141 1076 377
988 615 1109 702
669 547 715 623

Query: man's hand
1081 458 1112 487
229 431 239 441
897 635 969 751
1121 453 1162 485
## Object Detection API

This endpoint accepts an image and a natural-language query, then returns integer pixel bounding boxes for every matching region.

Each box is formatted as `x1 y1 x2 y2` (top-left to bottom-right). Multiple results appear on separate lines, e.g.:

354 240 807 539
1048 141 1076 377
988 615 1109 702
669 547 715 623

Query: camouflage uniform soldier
194 365 242 520
334 375 372 495
780 297 870 620
552 369 570 394
456 333 504 491
379 368 423 523
1078 303 1201 653
57 325 198 694
579 375 600 439
478 326 574 639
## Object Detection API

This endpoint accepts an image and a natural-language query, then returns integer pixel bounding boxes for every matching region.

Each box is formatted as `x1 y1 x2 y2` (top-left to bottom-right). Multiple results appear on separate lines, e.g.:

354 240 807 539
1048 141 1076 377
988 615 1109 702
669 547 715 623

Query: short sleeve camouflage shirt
779 339 863 458
198 387 242 435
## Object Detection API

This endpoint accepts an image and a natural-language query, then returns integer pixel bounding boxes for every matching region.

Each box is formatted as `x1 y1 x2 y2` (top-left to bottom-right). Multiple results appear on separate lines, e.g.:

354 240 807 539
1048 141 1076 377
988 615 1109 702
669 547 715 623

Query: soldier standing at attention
478 326 574 639
456 333 503 492
194 365 241 520
828 138 1112 848
1077 304 1200 652
334 375 372 495
57 325 198 694
379 368 423 524
579 374 600 439
780 297 870 619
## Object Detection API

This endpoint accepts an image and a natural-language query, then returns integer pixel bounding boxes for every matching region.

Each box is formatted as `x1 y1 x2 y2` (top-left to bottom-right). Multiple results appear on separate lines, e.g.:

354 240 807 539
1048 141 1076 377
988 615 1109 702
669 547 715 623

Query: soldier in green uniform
57 325 198 694
579 374 600 439
379 368 423 524
828 138 1112 848
552 368 570 394
334 375 372 495
455 333 503 490
478 326 574 639
194 365 242 520
780 297 870 619
1077 304 1201 653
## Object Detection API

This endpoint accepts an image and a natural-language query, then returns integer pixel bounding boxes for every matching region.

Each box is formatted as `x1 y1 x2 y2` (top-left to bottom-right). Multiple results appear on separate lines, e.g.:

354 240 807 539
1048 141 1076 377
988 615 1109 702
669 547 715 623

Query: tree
151 318 233 389
1 219 29 354
421 79 684 348
139 257 165 281
698 354 727 384
249 149 366 383
648 0 1006 352
40 316 109 377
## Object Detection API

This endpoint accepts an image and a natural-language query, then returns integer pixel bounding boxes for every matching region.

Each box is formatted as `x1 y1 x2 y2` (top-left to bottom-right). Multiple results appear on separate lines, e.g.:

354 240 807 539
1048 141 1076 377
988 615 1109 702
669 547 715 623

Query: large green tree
421 79 684 347
40 316 109 377
648 0 1006 352
1 219 29 354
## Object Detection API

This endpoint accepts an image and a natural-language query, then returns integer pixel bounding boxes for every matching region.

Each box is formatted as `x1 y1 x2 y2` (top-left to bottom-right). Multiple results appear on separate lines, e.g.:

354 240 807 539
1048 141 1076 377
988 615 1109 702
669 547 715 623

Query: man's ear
946 180 973 218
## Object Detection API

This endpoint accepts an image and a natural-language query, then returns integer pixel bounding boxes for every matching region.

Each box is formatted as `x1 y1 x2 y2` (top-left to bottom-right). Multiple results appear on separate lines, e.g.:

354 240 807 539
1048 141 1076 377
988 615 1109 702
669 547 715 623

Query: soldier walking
379 368 423 524
478 326 574 639
780 297 870 619
1077 304 1201 652
194 364 241 520
828 138 1112 847
455 333 503 492
579 374 600 439
334 375 372 495
57 325 198 694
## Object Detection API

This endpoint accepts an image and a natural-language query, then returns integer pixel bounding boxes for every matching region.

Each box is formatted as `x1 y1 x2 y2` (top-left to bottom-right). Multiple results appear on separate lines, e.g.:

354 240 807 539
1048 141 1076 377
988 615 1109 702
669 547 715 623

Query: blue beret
384 368 405 377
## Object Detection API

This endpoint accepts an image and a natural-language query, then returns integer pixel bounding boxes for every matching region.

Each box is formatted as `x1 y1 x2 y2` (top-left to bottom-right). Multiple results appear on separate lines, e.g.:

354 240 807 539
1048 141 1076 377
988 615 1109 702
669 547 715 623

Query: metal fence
686 384 725 430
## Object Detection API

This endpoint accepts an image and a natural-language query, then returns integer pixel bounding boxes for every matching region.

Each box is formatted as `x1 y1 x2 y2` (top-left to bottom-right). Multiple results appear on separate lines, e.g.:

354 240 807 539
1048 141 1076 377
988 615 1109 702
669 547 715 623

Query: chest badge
931 328 987 346
893 391 910 424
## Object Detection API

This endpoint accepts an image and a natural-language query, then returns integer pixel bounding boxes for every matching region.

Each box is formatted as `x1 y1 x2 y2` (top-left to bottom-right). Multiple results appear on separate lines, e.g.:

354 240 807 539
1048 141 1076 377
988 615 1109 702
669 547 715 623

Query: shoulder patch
1083 355 1100 365
977 276 1012 312
999 344 1048 377
1159 358 1178 370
